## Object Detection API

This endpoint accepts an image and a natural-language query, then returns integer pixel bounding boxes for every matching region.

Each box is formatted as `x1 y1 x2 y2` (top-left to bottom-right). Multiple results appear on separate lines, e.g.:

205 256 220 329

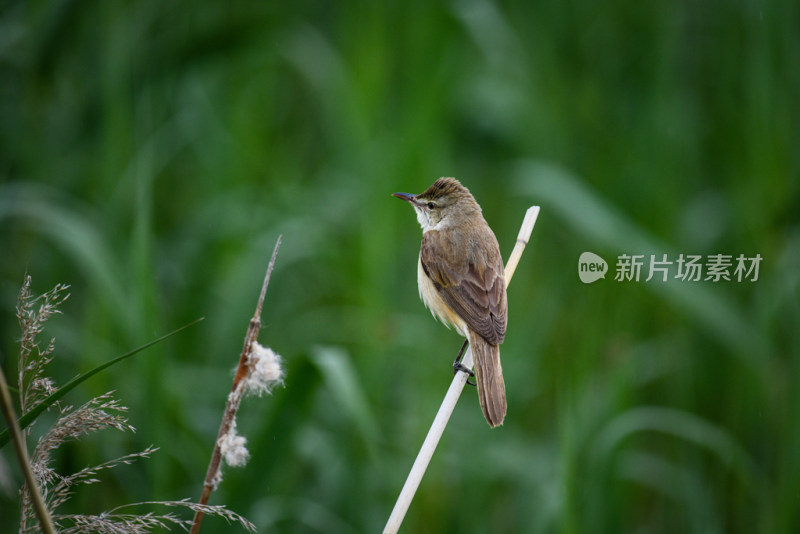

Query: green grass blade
0 317 204 449
310 345 380 458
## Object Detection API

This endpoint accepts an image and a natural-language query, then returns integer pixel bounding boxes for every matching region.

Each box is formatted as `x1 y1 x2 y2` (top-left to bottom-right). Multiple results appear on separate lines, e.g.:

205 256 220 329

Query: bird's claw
453 361 476 386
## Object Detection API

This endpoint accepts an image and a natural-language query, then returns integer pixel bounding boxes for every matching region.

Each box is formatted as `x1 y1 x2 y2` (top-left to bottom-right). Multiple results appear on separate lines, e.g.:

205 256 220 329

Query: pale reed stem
383 206 540 534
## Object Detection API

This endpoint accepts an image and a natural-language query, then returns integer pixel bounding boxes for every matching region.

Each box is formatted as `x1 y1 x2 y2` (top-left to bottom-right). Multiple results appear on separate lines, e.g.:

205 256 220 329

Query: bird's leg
453 339 476 386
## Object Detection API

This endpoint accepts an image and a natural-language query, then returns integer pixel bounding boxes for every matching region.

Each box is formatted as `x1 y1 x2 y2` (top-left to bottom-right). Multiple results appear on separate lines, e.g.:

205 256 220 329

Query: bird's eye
427 202 436 209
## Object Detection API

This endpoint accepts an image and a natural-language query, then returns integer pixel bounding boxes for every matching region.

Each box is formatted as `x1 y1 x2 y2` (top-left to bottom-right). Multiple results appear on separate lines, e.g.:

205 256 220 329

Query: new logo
578 252 608 284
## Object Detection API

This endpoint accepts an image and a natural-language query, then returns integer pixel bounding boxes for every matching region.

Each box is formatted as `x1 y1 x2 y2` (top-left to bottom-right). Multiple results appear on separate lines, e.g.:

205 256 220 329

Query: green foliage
0 316 203 449
1 0 798 532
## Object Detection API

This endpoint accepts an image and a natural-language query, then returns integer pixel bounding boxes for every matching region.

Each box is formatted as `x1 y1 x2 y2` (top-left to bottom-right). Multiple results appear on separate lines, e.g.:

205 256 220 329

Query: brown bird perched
393 178 508 427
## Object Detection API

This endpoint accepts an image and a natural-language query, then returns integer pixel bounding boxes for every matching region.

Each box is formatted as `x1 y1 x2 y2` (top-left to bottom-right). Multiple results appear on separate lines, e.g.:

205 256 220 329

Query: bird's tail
470 333 506 428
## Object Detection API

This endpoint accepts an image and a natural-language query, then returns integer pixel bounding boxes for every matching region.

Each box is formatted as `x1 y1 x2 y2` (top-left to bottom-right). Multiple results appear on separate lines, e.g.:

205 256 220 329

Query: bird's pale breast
417 255 469 338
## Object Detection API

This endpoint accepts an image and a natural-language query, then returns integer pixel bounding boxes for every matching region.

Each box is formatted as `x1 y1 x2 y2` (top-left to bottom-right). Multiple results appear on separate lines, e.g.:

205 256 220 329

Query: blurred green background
1 0 799 532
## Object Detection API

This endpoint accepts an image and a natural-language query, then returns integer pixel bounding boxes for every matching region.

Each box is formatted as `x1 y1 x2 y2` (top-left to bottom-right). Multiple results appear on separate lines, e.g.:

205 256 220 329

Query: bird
393 177 508 427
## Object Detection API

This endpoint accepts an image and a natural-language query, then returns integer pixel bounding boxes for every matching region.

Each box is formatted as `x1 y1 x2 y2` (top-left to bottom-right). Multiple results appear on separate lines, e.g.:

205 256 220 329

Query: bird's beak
392 192 417 204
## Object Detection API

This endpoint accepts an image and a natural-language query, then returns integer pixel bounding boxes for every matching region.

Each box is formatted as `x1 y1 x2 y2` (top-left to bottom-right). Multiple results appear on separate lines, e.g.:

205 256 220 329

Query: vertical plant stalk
383 206 540 534
0 365 55 534
190 235 282 534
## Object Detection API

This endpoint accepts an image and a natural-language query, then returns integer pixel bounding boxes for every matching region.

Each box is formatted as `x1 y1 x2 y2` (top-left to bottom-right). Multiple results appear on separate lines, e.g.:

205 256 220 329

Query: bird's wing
420 229 507 345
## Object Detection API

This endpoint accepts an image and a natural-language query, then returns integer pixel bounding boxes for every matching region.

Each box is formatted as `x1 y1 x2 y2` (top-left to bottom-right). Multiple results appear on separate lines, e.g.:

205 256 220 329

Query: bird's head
393 177 481 232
